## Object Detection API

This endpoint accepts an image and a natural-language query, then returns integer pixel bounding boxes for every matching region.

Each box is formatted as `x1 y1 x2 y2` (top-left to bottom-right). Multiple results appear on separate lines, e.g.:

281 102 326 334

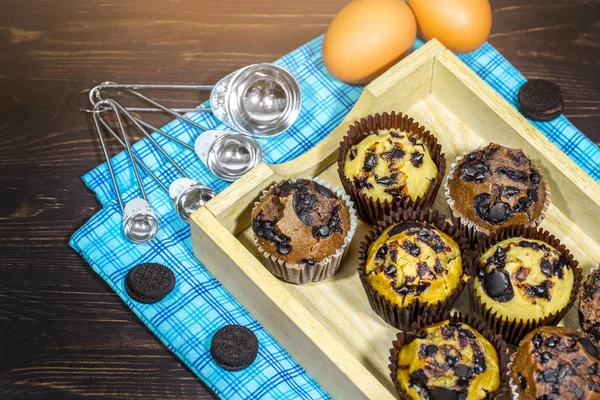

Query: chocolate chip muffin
343 129 438 204
446 143 549 235
251 178 356 284
510 326 600 400
580 266 600 341
394 320 501 400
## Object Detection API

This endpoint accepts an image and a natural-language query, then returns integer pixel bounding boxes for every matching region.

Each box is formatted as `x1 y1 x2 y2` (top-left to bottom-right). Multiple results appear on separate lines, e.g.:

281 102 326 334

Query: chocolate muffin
510 326 600 400
343 129 438 204
446 143 549 235
251 178 355 284
394 320 501 400
473 238 574 338
580 266 600 341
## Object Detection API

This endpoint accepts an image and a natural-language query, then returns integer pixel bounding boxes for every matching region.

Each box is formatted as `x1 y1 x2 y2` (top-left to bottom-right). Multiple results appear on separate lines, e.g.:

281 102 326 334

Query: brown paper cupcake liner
444 147 551 246
578 262 600 337
507 353 521 400
337 112 446 225
252 177 357 285
358 207 473 330
389 310 510 400
469 225 583 345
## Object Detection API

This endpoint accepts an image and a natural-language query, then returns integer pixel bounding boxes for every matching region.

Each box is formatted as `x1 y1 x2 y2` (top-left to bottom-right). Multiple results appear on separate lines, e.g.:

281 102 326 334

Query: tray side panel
190 207 396 400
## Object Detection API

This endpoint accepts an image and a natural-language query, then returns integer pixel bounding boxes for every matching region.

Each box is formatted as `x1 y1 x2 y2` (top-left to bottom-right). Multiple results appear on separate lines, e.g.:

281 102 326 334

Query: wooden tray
190 40 600 399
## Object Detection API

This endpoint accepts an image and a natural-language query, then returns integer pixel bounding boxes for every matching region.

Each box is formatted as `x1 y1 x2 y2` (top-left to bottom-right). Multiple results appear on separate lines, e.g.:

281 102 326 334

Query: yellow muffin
365 222 463 307
473 237 574 322
344 130 438 202
396 320 501 400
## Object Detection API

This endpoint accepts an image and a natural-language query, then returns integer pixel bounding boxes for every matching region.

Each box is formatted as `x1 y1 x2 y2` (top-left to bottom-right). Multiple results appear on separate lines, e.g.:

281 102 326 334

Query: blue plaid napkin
70 35 600 400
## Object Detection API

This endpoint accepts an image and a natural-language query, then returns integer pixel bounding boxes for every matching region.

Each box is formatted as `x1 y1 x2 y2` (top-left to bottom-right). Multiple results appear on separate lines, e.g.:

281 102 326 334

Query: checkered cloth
70 35 600 399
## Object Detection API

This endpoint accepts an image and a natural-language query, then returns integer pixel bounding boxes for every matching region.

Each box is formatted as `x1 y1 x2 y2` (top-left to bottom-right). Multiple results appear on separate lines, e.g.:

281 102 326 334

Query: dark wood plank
0 0 598 399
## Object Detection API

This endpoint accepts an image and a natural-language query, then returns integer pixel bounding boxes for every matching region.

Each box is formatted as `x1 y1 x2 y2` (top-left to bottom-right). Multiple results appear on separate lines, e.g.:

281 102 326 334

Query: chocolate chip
531 170 541 184
502 186 521 198
390 249 398 263
540 351 553 363
313 225 331 238
315 184 336 199
385 188 402 200
580 338 599 358
473 358 486 374
375 244 387 259
409 369 428 387
528 188 539 202
276 244 291 255
303 258 317 267
473 194 491 220
416 229 449 253
519 374 527 390
349 148 357 160
433 259 444 274
589 363 599 375
541 259 553 277
428 388 459 400
514 197 532 213
402 240 420 257
482 268 514 302
496 167 529 183
455 364 470 377
415 281 430 295
411 152 424 167
363 153 377 172
387 221 425 237
384 265 396 277
292 189 316 227
543 369 556 382
417 262 433 279
532 332 543 349
487 202 512 224
389 148 405 160
395 285 410 295
389 130 401 138
353 177 372 190
461 161 488 183
546 336 559 348
376 177 394 186
425 344 438 356
446 355 458 367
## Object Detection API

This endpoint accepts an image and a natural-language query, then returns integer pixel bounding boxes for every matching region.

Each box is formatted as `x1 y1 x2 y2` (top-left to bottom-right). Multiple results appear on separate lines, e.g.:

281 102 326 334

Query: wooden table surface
1 0 598 398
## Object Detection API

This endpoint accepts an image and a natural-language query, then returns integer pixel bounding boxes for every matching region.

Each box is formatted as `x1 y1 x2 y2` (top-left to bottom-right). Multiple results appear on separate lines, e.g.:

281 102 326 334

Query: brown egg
407 0 492 53
323 0 417 84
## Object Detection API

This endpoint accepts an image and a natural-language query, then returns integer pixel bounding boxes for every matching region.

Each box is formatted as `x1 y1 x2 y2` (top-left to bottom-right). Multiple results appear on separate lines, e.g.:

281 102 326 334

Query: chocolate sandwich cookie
510 326 600 400
210 325 258 371
124 262 176 304
518 79 564 122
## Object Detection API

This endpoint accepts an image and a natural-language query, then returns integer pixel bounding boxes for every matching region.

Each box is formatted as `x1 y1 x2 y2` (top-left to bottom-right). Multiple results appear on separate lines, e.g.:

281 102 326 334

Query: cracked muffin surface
511 326 600 400
447 143 547 233
365 222 463 307
473 237 574 322
580 267 600 341
251 179 351 266
396 320 501 400
343 130 438 202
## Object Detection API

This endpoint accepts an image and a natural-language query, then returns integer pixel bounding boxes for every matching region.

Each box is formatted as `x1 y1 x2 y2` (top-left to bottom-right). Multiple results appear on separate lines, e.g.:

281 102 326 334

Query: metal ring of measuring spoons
93 101 217 223
87 82 259 182
92 100 159 243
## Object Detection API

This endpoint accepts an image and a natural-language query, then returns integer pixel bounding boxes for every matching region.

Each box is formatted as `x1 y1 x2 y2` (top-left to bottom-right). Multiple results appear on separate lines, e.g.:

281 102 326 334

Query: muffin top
396 320 501 400
343 130 438 202
365 222 463 307
447 143 547 233
251 179 351 265
511 326 600 400
473 238 574 322
580 267 600 341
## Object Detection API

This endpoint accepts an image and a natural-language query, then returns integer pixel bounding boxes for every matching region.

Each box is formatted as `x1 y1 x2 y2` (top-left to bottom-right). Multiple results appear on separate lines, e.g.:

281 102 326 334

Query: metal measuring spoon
94 102 217 223
92 100 158 243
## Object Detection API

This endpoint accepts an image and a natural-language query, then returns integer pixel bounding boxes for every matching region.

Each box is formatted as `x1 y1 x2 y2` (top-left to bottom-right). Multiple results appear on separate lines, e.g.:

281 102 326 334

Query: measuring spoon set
82 63 302 243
